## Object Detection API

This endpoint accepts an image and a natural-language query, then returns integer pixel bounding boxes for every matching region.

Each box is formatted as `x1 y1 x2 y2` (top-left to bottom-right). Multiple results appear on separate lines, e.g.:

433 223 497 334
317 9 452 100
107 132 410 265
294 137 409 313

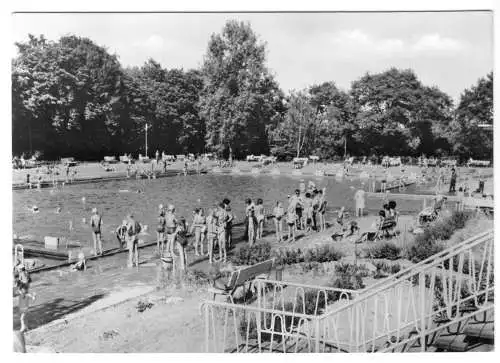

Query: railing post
419 273 426 352
204 304 210 352
256 280 262 353
315 317 321 352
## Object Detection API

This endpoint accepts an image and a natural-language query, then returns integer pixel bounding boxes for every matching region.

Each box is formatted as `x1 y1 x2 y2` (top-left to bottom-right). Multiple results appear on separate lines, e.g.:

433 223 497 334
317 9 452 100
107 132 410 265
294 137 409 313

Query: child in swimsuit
286 202 296 242
247 208 258 247
15 266 36 333
115 220 128 249
206 209 218 264
225 205 234 249
190 208 206 256
164 205 178 256
312 189 320 231
273 201 284 242
254 198 265 239
156 210 166 256
317 189 327 231
216 203 228 263
175 217 188 271
303 192 313 232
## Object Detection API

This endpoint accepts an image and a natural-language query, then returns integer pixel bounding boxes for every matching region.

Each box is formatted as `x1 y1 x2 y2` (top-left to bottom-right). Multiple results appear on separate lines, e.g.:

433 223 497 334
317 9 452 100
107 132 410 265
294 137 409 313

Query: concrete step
433 333 471 352
464 321 494 340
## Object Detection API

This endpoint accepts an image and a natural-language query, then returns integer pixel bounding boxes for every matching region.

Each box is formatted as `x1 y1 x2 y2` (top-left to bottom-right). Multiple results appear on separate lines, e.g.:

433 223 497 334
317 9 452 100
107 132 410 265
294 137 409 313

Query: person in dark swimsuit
273 201 284 242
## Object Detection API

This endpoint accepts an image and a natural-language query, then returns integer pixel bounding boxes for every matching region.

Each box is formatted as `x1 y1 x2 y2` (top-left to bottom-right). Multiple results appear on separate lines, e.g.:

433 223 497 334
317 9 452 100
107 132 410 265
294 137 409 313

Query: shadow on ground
13 293 106 331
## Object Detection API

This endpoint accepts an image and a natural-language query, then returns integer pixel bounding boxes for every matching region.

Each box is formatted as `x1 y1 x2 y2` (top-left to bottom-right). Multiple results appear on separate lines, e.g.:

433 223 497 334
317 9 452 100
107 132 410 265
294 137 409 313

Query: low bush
335 262 370 278
405 211 472 263
364 242 401 260
331 272 365 291
271 245 344 266
183 269 210 287
405 238 445 263
373 261 388 279
232 242 272 265
389 263 402 274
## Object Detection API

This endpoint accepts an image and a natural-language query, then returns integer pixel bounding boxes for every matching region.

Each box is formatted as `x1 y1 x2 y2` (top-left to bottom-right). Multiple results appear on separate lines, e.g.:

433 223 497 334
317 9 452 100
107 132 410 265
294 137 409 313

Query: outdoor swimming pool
13 173 423 249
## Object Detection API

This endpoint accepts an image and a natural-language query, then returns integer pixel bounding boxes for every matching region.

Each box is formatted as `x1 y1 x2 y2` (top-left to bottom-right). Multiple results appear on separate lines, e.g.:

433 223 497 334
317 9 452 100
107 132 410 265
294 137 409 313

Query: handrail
322 229 493 318
379 302 495 353
253 278 358 296
355 230 492 295
200 299 314 321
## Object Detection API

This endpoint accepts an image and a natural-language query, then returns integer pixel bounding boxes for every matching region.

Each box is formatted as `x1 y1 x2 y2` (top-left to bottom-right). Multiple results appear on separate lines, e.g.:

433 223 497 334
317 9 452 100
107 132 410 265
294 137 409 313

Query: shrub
405 238 445 263
389 263 401 274
232 242 272 265
183 269 210 287
335 263 370 278
373 261 388 279
364 242 401 260
449 211 472 230
272 245 343 266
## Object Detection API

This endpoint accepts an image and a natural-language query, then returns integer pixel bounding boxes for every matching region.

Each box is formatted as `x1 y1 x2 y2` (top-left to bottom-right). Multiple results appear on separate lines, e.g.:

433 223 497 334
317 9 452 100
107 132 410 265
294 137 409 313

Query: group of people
241 180 328 245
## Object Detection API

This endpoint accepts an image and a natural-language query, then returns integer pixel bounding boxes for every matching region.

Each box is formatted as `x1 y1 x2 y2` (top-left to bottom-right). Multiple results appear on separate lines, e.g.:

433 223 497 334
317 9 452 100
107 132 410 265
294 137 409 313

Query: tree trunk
297 125 301 158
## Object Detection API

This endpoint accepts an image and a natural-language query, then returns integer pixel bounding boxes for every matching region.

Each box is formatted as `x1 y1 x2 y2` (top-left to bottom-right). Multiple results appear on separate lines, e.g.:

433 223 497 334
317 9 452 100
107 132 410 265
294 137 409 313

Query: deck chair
377 216 397 238
418 197 446 225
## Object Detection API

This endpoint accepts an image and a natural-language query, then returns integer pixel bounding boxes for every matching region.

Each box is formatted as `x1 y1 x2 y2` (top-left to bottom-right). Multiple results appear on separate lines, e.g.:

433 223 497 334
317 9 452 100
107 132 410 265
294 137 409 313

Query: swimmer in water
32 206 39 214
55 207 61 214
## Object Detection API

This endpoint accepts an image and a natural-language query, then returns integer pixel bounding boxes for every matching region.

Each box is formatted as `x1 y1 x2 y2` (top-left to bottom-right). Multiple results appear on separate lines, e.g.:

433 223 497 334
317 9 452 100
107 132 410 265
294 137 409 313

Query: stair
432 304 494 352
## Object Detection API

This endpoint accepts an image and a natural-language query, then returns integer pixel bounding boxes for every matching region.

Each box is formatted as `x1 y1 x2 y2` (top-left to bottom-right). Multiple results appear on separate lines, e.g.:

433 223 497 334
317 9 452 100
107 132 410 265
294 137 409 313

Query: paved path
14 222 250 331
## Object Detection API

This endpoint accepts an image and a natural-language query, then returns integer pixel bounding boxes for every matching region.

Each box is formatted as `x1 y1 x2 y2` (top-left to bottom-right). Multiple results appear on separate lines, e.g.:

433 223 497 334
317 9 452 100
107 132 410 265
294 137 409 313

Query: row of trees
12 21 493 161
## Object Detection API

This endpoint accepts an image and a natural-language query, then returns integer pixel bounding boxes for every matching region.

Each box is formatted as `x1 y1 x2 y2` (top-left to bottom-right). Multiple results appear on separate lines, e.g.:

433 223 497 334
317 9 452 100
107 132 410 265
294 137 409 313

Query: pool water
13 173 423 250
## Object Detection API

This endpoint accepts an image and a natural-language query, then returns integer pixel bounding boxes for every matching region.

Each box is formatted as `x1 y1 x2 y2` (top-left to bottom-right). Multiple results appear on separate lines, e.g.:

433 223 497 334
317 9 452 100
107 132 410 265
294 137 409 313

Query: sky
12 11 493 102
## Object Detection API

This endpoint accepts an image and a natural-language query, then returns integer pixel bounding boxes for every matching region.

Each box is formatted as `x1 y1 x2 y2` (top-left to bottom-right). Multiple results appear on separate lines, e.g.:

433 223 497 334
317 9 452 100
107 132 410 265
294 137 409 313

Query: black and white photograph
8 3 495 354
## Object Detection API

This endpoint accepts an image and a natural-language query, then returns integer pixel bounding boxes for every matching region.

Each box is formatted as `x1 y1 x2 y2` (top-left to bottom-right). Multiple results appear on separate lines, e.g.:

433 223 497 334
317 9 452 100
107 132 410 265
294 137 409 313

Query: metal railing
316 229 494 352
201 279 359 352
202 230 494 353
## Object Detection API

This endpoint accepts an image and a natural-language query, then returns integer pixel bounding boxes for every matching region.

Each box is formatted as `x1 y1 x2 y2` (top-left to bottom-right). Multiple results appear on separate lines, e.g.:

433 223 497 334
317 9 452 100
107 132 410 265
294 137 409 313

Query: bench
208 259 274 304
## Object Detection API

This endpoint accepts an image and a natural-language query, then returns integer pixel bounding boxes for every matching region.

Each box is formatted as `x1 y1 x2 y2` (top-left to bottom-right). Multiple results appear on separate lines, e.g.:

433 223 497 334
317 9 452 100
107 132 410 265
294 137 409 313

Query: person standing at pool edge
156 209 166 256
126 214 141 268
449 168 457 193
354 189 365 217
273 201 284 242
165 205 178 256
90 208 103 255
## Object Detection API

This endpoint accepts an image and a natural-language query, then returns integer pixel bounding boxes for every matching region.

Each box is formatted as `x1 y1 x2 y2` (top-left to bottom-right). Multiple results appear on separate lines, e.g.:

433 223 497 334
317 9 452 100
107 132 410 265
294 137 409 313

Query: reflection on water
13 174 422 247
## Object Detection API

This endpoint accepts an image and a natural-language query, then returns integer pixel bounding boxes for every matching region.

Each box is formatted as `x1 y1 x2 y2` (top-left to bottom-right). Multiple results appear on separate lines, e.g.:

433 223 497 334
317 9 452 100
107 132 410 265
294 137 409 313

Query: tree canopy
11 24 493 162
198 20 284 160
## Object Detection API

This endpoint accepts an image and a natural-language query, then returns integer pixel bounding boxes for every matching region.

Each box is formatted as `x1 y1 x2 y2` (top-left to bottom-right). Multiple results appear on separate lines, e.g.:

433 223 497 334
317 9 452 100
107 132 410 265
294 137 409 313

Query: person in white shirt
354 189 366 217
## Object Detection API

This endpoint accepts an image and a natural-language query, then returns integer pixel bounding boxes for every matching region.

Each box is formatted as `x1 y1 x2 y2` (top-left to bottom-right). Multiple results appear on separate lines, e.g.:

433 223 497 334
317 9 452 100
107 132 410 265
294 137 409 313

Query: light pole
145 124 150 158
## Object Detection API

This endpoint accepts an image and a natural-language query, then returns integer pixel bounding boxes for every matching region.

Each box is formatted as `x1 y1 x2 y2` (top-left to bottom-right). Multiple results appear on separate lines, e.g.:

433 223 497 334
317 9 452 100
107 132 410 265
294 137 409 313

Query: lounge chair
418 196 446 225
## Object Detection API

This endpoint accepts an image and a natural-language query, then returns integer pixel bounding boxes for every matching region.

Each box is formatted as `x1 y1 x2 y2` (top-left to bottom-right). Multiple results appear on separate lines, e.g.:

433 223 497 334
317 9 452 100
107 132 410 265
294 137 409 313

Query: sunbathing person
331 221 360 241
355 210 386 243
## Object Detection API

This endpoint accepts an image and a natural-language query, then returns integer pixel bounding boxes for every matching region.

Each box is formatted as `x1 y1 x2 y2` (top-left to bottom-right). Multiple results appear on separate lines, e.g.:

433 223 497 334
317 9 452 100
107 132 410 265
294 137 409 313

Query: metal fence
202 230 494 353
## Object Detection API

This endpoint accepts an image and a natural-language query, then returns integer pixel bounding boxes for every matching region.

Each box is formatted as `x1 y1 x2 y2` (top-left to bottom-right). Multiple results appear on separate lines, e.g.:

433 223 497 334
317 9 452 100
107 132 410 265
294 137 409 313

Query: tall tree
349 68 453 157
125 61 205 155
270 91 317 159
308 82 352 159
448 72 493 161
199 20 282 159
12 35 128 159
